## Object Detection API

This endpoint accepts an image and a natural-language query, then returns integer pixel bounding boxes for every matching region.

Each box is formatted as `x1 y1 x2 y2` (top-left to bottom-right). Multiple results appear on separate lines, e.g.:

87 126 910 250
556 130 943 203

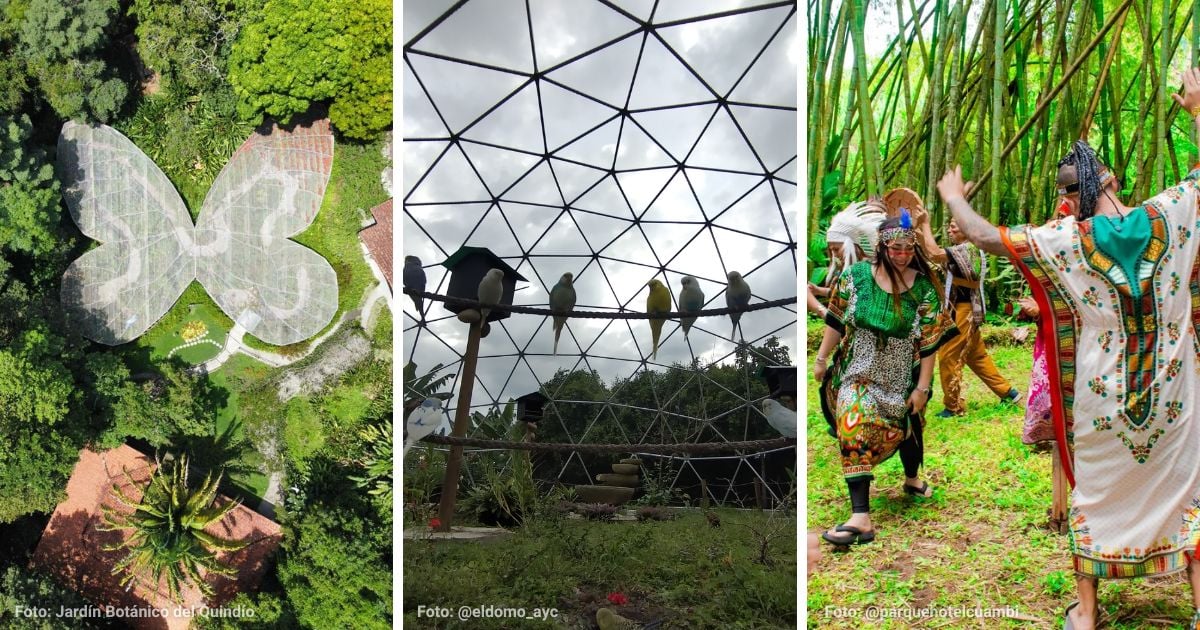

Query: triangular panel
628 36 715 110
407 54 528 133
729 104 798 172
462 82 546 154
657 5 792 97
545 33 642 108
407 143 492 203
409 0 535 73
460 142 543 197
687 107 764 173
530 0 641 70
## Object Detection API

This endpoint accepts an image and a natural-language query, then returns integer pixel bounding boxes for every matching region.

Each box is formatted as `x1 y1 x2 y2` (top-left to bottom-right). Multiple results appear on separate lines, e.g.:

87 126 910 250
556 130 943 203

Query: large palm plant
98 454 247 602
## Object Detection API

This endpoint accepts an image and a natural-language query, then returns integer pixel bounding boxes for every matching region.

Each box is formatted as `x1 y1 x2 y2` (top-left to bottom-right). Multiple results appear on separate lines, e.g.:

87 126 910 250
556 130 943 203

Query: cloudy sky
401 0 798 438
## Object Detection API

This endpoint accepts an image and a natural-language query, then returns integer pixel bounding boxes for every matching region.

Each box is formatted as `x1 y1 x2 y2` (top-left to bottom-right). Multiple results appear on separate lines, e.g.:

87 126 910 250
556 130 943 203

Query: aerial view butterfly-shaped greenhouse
403 0 798 518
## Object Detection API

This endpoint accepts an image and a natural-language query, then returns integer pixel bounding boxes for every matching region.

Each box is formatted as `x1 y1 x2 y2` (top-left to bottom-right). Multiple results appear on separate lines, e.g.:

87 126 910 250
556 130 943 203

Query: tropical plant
402 361 452 405
351 417 392 520
98 453 247 602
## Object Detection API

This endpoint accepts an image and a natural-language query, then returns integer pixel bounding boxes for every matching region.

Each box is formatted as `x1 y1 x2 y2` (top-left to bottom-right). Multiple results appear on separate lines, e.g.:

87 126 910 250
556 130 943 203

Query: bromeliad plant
98 454 247 602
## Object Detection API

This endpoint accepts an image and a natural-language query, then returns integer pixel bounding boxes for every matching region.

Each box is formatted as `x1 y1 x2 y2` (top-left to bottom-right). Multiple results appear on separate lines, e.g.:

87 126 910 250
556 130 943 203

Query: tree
277 475 391 630
0 115 62 258
0 347 74 430
0 565 108 629
104 361 220 447
227 0 391 139
98 453 247 602
19 0 128 121
128 0 247 94
0 429 78 522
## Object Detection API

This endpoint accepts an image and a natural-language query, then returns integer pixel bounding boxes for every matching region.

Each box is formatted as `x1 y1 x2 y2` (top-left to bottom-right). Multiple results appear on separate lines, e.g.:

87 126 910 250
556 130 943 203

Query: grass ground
404 508 797 628
207 353 275 498
805 319 1199 629
146 297 229 365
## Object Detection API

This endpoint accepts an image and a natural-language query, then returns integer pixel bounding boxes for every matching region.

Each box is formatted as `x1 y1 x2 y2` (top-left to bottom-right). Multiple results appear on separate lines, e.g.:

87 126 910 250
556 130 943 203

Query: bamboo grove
808 0 1200 250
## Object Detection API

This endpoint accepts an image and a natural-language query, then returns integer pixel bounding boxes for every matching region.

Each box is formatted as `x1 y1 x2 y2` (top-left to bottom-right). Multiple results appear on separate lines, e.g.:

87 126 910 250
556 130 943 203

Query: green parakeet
549 272 576 355
477 268 504 322
596 608 639 630
678 276 704 339
725 271 751 340
645 278 671 360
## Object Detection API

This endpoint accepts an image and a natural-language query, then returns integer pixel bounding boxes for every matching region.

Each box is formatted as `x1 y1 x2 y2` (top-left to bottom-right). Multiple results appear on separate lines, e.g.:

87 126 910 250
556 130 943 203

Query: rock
618 457 642 465
574 485 635 505
596 473 639 488
611 463 639 475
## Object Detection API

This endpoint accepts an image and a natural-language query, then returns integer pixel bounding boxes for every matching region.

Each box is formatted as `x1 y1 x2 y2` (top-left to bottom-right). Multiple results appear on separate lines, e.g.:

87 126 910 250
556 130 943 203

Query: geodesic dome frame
403 0 798 507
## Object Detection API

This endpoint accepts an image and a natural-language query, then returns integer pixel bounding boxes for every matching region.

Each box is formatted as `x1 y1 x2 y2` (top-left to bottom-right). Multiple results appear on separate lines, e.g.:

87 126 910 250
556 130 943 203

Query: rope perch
402 289 797 320
421 434 795 453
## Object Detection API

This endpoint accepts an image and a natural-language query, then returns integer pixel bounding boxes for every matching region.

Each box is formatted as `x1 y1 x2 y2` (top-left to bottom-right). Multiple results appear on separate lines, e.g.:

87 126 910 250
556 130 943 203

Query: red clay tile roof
31 446 282 630
360 199 393 290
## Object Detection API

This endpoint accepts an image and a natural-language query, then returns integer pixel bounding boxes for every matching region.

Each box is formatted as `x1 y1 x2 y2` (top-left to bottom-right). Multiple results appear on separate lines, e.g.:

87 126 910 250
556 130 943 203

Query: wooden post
435 320 484 532
753 478 764 511
1051 447 1069 534
700 479 710 509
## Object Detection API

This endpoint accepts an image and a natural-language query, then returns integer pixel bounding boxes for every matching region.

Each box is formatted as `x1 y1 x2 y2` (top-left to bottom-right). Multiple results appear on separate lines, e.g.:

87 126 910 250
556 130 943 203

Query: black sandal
903 482 933 497
821 525 876 545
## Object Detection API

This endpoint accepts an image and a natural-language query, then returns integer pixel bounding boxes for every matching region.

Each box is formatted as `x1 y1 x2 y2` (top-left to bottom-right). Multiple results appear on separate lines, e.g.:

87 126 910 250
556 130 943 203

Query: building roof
30 445 282 630
439 245 527 281
360 199 394 289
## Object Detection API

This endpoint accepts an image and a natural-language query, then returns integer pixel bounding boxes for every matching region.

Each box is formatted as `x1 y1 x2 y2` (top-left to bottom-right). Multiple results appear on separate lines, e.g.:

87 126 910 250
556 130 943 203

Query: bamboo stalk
967 0 1135 201
988 0 1005 222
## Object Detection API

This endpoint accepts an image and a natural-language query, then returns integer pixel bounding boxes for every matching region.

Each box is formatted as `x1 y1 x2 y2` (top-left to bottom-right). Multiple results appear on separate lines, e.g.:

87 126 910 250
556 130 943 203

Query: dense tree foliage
277 464 392 630
19 0 127 121
128 0 249 95
0 565 111 629
228 0 392 139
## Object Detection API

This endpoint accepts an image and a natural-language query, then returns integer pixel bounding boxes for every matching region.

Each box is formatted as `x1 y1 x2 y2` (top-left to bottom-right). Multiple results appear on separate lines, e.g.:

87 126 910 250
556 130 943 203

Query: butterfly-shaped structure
58 119 340 346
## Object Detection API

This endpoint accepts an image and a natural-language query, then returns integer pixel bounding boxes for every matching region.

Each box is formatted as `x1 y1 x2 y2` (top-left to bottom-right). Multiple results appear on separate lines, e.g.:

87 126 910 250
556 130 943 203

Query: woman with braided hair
813 211 957 546
935 67 1200 630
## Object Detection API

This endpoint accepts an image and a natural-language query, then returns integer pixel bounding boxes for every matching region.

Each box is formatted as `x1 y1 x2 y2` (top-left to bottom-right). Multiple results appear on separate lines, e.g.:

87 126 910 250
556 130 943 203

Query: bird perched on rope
678 276 704 339
549 272 576 355
725 271 751 341
403 397 442 455
761 398 797 438
645 279 671 360
477 268 504 323
403 256 425 315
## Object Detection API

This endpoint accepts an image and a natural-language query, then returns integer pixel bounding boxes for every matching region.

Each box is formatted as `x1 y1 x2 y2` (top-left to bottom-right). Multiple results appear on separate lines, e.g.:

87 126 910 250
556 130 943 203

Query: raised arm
935 165 1008 257
910 203 947 264
1171 68 1200 167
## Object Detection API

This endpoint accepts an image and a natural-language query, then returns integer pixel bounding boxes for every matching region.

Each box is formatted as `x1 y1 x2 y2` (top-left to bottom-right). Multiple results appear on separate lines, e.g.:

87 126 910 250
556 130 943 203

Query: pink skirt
1022 328 1055 444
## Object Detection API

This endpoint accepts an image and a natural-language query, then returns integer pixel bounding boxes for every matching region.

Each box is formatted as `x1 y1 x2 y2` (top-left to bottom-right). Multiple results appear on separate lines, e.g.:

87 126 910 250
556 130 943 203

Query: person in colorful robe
914 215 1022 416
935 68 1200 630
813 213 957 546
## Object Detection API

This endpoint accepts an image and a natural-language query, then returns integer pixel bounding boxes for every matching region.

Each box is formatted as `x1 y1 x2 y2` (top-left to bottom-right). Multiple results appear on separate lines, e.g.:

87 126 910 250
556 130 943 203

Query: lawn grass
404 508 797 628
206 353 276 499
132 283 234 369
805 319 1199 629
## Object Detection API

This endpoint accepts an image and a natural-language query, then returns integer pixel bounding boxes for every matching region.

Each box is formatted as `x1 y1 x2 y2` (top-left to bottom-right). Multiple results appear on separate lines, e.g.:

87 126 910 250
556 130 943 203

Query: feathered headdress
878 209 916 243
826 200 887 268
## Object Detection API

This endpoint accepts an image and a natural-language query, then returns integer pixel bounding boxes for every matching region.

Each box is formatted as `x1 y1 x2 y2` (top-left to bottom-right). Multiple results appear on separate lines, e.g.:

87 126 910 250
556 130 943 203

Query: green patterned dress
819 261 957 481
